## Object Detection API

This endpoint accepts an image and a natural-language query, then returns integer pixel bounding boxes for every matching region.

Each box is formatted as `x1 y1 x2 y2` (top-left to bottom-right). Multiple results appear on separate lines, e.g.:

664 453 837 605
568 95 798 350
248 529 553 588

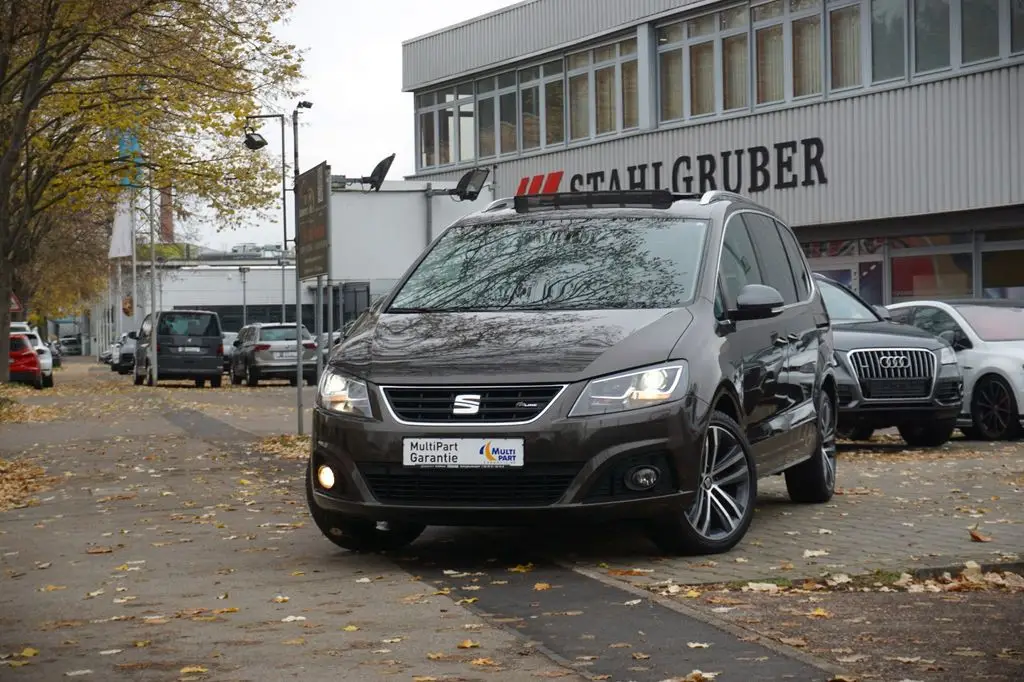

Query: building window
419 111 435 168
871 0 906 81
543 60 565 145
595 48 616 134
689 15 716 115
891 254 973 300
499 91 517 153
753 1 785 104
829 3 862 89
567 50 590 140
1015 0 1024 53
961 0 1000 64
458 100 475 161
982 250 1024 298
791 0 823 97
657 22 685 121
519 66 542 150
721 8 750 110
914 0 951 72
620 38 639 129
476 77 496 158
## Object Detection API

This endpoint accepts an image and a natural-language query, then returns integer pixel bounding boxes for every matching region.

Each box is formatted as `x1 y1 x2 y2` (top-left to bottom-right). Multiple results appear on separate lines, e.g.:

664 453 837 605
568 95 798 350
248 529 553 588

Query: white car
887 299 1024 440
10 330 54 388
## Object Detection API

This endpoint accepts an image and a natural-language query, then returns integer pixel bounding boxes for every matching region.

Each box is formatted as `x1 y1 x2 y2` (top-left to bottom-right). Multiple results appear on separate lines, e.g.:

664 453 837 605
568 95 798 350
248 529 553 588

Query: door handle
787 332 800 343
815 320 830 330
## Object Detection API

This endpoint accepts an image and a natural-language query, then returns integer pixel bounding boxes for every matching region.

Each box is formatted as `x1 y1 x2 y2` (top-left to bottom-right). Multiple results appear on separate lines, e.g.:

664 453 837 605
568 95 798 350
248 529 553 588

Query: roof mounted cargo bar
699 190 749 205
513 190 700 213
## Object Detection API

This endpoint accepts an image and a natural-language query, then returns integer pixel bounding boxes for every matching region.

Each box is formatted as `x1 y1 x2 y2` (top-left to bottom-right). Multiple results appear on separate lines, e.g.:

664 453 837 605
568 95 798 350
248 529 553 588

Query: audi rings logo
878 355 910 369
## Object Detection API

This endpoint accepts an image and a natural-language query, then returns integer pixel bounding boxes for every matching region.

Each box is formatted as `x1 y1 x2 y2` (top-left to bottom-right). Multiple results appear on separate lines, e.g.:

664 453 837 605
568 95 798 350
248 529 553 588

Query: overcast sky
199 0 517 251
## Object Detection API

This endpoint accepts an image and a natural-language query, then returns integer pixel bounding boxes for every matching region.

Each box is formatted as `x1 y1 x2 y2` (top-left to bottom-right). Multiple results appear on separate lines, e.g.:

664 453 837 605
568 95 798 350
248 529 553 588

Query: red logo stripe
540 171 564 193
526 175 545 195
515 177 530 196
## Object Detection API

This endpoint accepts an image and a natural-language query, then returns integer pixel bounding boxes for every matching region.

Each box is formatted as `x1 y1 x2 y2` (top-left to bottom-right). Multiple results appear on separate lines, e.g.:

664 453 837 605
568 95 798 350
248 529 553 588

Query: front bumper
253 361 317 379
156 356 223 379
835 357 963 428
308 390 702 527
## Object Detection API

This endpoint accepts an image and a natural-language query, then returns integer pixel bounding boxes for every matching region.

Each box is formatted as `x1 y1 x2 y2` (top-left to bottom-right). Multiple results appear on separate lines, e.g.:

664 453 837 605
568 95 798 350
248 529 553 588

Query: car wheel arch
710 384 743 428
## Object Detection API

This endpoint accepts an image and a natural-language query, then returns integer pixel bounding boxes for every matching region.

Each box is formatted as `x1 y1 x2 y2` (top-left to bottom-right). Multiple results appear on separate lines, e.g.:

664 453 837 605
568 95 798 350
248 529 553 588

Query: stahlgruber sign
9 292 23 313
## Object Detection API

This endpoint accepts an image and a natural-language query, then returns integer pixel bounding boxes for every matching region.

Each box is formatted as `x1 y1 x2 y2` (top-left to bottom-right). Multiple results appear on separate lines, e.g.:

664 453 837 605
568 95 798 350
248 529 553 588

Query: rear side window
10 337 27 352
158 312 220 336
775 221 811 301
742 213 799 305
258 326 311 342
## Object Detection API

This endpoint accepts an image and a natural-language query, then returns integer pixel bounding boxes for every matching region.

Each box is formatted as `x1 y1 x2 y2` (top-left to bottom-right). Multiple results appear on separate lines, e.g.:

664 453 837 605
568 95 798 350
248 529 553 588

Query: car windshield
954 304 1024 341
259 326 311 342
157 312 220 336
387 216 709 312
817 279 879 323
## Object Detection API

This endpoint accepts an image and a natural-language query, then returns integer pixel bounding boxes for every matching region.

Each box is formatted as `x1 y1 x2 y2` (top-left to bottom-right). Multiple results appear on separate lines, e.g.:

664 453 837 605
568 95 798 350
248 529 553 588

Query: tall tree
0 0 303 380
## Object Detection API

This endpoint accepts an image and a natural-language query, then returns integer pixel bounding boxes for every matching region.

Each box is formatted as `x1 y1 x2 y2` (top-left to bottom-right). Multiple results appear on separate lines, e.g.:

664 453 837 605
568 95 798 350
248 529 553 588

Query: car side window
719 216 763 306
912 306 961 336
741 213 799 305
140 315 152 338
774 220 811 301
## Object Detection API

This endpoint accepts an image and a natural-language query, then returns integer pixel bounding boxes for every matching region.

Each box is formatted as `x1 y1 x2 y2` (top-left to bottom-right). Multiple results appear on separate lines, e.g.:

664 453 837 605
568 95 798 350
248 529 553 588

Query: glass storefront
802 224 1024 304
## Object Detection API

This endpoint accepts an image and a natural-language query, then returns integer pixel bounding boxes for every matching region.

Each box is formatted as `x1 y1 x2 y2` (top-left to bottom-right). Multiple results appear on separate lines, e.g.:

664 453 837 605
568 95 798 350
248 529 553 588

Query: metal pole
315 276 323 380
240 267 249 325
326 282 333 361
280 115 287 322
148 177 158 383
116 260 122 337
293 109 303 435
130 187 138 331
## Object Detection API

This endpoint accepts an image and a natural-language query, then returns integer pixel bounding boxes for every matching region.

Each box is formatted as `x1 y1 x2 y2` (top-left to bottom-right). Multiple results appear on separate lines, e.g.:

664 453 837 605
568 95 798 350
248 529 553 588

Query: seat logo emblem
452 394 482 415
878 355 909 369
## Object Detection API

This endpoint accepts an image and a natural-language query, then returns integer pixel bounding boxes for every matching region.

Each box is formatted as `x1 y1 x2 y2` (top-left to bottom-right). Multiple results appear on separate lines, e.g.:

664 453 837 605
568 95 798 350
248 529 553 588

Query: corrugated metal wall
402 0 704 90
411 66 1024 228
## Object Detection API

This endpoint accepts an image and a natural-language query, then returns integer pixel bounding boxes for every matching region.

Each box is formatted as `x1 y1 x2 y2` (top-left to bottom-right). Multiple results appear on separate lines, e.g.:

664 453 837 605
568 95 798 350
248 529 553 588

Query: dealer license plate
403 438 524 468
274 351 297 360
179 346 203 353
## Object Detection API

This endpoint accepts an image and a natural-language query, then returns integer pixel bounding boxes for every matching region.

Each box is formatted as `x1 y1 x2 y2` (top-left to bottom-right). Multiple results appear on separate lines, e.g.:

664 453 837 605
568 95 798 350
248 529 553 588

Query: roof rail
699 190 749 205
513 189 700 213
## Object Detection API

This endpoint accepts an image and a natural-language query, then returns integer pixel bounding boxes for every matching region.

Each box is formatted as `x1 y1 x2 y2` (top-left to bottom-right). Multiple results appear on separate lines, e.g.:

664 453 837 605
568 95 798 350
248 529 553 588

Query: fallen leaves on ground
533 582 551 591
251 434 311 460
0 397 62 424
0 458 57 511
457 640 480 649
968 525 993 542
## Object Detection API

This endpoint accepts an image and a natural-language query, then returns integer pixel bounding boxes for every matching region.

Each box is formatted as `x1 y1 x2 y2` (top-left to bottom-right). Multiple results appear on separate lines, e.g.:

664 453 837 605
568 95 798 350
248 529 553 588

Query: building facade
402 0 1024 305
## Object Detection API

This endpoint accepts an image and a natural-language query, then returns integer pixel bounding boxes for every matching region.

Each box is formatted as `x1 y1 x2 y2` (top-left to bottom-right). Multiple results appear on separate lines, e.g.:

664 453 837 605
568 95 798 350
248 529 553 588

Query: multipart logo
479 441 518 462
515 171 564 196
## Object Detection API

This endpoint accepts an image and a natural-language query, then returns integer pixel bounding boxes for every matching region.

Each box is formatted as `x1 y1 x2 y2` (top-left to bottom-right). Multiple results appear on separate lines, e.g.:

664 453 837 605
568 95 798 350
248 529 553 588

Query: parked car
13 330 55 388
8 334 44 389
131 309 225 388
317 331 342 365
305 189 837 555
48 341 63 368
222 332 238 373
59 335 82 356
813 274 963 446
112 336 135 375
888 299 1024 440
229 322 318 387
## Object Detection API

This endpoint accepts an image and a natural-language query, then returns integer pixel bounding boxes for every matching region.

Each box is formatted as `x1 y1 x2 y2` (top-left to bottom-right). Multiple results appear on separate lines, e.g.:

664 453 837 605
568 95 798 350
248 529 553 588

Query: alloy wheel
819 393 837 491
976 379 1013 438
685 425 752 541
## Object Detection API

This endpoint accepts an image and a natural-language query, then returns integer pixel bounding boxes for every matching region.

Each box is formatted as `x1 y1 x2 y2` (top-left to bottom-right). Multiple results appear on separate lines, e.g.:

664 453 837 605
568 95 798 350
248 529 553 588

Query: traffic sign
296 161 331 281
9 292 22 313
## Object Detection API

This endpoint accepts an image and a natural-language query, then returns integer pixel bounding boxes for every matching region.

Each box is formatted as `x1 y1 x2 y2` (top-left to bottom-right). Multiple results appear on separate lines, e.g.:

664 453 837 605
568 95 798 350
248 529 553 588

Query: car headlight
938 346 957 365
316 367 372 417
569 363 688 417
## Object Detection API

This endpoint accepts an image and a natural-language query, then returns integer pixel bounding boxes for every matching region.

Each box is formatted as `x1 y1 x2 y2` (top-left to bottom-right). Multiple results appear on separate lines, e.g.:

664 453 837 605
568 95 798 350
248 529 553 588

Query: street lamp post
244 114 288 322
238 266 250 326
292 100 312 436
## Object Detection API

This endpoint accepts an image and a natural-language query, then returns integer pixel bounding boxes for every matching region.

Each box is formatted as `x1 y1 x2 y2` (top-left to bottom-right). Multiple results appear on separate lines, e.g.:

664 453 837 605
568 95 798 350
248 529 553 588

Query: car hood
331 308 693 385
832 320 946 351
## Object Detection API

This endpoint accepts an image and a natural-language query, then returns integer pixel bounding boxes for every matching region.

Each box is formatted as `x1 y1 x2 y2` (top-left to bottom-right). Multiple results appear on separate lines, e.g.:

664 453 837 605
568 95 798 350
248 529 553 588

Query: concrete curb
562 560 849 679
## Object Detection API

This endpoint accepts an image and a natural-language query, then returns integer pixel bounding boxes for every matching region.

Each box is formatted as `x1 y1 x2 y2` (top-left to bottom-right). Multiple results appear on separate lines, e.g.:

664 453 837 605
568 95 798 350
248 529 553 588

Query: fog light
317 465 336 490
624 465 660 491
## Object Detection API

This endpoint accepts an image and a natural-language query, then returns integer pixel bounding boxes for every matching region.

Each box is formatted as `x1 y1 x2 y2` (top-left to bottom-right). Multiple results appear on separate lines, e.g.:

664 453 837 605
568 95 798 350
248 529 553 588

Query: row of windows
415 0 1024 170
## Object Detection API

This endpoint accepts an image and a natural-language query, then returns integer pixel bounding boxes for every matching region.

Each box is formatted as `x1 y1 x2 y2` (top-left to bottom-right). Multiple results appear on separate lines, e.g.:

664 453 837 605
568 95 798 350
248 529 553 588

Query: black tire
648 410 757 556
230 364 243 385
785 389 837 504
246 364 259 387
42 374 54 388
306 376 317 386
33 373 44 390
146 365 156 387
194 378 205 388
289 376 298 387
134 365 145 385
210 375 222 388
970 375 1020 441
305 465 425 552
898 419 956 447
836 424 874 441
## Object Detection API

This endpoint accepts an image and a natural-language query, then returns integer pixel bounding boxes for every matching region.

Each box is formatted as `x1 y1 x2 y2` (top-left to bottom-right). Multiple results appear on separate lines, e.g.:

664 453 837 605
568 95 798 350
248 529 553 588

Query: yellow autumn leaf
342 625 359 632
508 563 535 573
456 597 478 604
238 479 252 485
283 638 305 645
457 639 480 649
19 647 40 657
471 657 498 666
426 652 446 660
808 607 832 618
272 595 289 603
180 665 208 673
533 582 552 591
213 607 239 614
40 585 66 592
133 640 151 648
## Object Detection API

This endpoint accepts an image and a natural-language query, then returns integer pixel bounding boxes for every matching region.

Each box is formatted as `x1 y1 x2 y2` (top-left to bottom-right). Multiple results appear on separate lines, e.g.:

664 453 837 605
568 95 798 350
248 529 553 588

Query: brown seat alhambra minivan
306 189 836 556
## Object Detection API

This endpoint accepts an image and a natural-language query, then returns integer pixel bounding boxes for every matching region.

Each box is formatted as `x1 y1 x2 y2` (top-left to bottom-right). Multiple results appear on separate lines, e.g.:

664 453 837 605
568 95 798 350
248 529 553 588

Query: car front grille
380 385 566 424
848 348 935 400
357 462 580 506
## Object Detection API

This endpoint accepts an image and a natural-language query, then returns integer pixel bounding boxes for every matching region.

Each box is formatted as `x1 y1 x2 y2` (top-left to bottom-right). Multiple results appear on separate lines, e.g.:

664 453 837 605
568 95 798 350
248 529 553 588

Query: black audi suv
307 190 837 555
814 274 964 446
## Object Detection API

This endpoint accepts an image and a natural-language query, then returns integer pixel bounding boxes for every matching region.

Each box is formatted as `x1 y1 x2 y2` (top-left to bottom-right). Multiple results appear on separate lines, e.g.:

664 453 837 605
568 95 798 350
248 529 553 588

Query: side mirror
731 284 785 321
873 305 892 321
36 348 46 355
939 329 971 351
232 339 242 347
127 331 138 340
